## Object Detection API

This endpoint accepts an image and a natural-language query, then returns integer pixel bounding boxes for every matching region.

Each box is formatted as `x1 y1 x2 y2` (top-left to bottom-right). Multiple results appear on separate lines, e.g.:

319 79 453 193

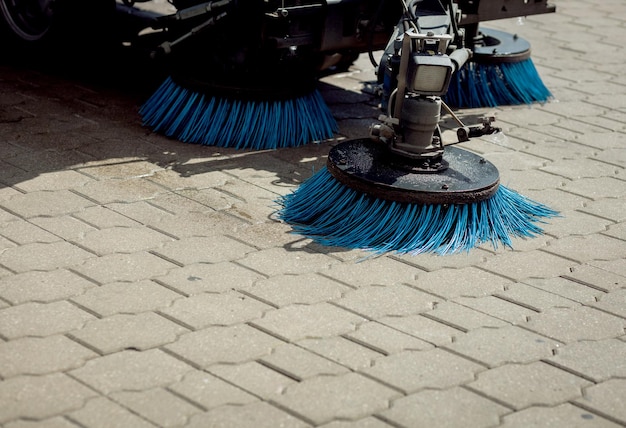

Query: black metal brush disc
472 28 532 64
327 139 500 205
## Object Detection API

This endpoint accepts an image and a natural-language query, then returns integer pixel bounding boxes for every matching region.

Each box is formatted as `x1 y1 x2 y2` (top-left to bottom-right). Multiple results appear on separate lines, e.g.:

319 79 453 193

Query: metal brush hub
471 28 532 63
327 139 500 205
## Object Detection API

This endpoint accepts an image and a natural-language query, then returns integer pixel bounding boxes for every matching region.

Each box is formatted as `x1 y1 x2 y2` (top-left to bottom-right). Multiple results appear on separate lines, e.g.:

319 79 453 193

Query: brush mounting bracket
327 139 500 205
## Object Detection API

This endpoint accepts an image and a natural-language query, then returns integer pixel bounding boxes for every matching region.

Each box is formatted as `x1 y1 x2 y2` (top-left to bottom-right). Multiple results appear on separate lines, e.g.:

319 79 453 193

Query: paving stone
0 241 96 273
496 282 583 311
392 248 491 271
379 386 509 428
446 325 559 368
561 177 626 200
238 247 337 276
522 276 605 304
453 296 536 325
272 372 400 426
297 337 383 370
154 261 265 295
73 226 174 255
0 218 59 244
71 252 178 284
544 235 626 263
318 418 393 428
334 285 438 319
69 312 188 354
259 343 349 380
29 215 97 240
547 339 626 382
186 401 311 428
69 396 155 428
208 361 297 398
591 288 626 318
144 209 249 240
0 335 97 378
500 403 621 428
153 235 256 265
424 301 509 332
468 361 592 410
73 205 142 228
250 303 367 341
575 379 626 425
0 301 95 339
0 190 94 218
165 325 283 368
379 314 463 346
110 388 202 427
159 291 272 329
3 416 81 428
411 267 510 299
524 306 626 343
320 257 422 287
478 250 575 282
344 321 434 355
245 273 349 307
0 269 96 304
71 280 182 316
543 210 614 239
73 177 166 205
580 198 626 223
14 170 94 193
169 370 257 410
0 373 98 424
562 264 625 293
363 349 484 393
69 349 193 394
588 259 626 283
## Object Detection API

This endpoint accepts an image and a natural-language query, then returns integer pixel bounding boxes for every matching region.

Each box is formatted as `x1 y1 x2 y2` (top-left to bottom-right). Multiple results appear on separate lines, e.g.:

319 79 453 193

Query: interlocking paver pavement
1 0 626 426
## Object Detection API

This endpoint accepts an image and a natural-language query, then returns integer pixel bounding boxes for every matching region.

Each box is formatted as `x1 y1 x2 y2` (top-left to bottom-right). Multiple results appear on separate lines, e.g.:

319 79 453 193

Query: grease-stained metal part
326 138 500 205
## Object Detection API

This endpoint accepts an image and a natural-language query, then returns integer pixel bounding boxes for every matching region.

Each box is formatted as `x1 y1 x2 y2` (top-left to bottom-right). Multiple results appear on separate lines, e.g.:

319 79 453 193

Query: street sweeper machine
1 0 559 255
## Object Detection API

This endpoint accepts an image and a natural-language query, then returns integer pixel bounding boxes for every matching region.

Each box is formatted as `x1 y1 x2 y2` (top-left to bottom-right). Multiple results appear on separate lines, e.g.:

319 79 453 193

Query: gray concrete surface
0 0 625 426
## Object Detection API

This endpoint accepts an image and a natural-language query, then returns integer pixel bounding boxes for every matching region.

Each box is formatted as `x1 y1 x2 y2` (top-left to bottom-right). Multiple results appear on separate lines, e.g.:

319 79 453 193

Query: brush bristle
140 77 338 150
277 168 558 255
444 58 552 108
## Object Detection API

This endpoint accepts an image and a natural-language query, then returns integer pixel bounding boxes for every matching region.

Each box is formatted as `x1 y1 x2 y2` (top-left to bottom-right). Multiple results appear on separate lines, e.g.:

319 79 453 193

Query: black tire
0 0 116 65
